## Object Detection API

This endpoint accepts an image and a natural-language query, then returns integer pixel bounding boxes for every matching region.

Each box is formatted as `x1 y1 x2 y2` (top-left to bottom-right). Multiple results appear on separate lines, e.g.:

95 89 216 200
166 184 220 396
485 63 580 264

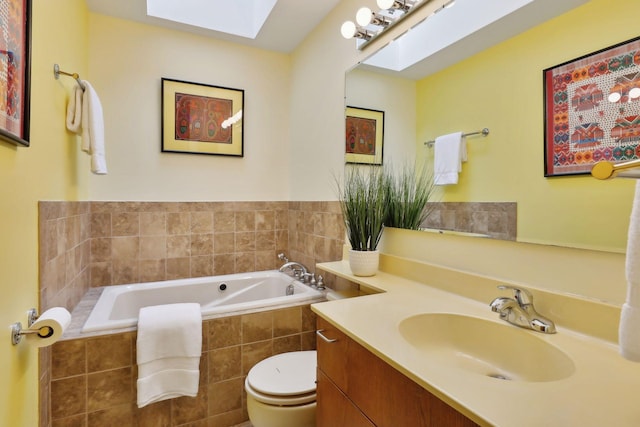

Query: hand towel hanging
434 132 465 185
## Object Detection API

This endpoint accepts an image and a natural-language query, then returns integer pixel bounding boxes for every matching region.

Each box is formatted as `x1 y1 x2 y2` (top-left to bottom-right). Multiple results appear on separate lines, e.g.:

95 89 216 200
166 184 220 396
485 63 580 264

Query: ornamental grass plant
336 165 387 251
383 160 435 230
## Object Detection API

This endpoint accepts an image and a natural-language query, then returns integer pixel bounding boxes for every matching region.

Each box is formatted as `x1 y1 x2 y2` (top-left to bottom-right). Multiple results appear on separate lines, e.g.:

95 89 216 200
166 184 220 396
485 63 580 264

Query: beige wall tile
209 378 243 415
112 213 139 236
140 235 167 260
166 235 190 258
86 334 132 373
241 341 273 376
191 233 213 256
190 212 213 234
191 255 213 277
274 307 302 337
52 340 86 379
139 259 166 282
137 400 171 427
214 211 235 233
210 346 242 383
87 367 133 412
208 317 242 349
86 403 135 427
166 257 190 280
111 236 139 260
242 311 273 343
51 375 86 419
235 211 255 232
140 212 166 236
167 212 190 235
214 233 234 254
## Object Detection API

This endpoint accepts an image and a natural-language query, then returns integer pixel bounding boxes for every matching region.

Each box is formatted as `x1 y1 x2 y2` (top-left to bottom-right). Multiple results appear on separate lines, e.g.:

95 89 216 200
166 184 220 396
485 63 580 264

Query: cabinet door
316 317 349 391
347 339 478 427
316 370 375 427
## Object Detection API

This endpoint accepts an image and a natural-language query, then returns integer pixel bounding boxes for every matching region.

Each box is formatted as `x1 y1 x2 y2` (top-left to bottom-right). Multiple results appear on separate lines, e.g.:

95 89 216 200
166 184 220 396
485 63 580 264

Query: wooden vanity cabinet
316 316 479 427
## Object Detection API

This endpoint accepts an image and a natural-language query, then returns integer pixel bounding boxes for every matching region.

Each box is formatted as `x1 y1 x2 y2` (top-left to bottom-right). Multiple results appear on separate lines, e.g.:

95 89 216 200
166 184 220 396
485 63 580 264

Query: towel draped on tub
136 303 202 408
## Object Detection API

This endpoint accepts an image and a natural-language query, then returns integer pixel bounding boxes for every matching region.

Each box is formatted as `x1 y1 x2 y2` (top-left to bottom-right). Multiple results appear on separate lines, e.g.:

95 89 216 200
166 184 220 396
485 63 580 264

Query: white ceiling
86 0 590 79
85 0 341 53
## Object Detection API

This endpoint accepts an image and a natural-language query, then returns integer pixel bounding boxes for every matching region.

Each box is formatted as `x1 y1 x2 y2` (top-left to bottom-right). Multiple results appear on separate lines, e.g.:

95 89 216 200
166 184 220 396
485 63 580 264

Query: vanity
312 256 640 426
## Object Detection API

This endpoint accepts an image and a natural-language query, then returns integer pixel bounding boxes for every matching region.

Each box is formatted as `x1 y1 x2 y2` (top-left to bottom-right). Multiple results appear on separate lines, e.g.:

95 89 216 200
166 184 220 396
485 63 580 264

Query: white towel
65 84 83 134
136 303 202 408
620 181 640 361
434 132 466 185
80 80 108 175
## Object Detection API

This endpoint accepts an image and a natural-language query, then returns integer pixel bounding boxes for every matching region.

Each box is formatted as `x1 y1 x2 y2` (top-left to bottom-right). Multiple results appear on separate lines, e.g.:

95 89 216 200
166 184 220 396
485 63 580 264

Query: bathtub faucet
279 261 316 286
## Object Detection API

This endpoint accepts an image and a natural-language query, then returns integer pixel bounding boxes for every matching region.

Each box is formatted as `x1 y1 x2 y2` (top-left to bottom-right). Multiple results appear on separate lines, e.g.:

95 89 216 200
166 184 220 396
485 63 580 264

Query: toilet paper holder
10 308 54 345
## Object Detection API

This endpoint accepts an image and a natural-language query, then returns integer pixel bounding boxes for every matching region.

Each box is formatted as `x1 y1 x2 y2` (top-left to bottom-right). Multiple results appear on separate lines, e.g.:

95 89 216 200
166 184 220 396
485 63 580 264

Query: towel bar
425 128 489 147
53 63 85 90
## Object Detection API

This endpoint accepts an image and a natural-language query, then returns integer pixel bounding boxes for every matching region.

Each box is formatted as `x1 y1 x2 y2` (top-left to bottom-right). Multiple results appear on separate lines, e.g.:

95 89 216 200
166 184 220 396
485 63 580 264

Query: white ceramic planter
348 249 379 277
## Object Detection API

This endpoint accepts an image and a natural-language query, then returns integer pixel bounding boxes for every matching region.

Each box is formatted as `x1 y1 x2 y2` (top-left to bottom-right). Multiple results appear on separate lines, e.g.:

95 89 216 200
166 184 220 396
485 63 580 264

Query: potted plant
336 165 387 276
384 160 435 230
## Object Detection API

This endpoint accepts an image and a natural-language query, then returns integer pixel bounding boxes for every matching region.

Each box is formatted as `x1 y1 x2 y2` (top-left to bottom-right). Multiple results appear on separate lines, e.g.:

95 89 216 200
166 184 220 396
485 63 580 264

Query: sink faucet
489 285 556 334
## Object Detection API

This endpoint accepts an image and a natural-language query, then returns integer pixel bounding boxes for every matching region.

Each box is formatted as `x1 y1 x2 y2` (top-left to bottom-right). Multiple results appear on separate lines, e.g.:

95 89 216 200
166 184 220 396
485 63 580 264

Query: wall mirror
344 0 633 253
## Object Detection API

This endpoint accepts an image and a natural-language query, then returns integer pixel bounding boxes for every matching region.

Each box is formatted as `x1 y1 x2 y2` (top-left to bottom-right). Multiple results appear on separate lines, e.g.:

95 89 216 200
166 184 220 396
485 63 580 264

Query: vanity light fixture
376 0 413 13
340 20 372 40
341 0 448 49
356 7 390 27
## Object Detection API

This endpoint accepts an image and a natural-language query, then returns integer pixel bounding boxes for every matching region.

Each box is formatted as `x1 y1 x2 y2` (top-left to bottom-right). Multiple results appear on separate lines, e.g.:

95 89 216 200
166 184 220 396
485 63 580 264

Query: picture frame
161 78 244 157
345 106 384 165
0 0 32 147
544 36 640 176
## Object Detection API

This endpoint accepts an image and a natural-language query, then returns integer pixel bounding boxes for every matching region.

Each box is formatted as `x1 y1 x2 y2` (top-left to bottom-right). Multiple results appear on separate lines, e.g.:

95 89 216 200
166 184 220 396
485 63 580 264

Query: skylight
146 0 278 39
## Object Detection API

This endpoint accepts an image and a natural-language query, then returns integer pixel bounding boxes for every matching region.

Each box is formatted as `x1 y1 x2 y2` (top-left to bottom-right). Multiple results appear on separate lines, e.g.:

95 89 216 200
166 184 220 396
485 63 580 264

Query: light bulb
341 21 357 39
356 7 373 26
377 0 395 10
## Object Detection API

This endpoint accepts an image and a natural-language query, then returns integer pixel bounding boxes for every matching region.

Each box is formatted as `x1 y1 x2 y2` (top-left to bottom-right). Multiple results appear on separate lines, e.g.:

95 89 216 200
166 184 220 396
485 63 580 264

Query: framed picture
345 106 384 165
544 36 640 176
0 0 31 147
162 78 244 156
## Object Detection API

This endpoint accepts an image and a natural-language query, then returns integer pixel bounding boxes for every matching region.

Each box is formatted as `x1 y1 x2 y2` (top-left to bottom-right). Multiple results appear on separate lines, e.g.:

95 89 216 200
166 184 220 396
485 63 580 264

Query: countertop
312 259 640 427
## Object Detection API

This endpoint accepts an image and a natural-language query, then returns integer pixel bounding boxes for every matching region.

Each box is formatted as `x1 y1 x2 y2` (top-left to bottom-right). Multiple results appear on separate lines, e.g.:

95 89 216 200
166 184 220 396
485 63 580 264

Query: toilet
245 350 317 427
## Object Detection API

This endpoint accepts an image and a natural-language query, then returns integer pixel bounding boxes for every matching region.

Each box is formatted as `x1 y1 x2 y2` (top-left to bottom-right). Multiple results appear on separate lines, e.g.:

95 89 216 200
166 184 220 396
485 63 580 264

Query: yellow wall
0 1 88 425
417 0 640 253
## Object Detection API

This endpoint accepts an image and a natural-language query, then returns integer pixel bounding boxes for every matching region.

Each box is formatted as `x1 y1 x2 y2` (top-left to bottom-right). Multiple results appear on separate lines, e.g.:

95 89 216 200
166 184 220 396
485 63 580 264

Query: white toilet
245 350 317 427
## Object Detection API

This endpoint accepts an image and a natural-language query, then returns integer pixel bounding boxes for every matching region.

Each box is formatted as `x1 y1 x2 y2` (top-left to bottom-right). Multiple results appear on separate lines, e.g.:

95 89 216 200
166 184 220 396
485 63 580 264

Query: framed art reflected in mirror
345 106 384 165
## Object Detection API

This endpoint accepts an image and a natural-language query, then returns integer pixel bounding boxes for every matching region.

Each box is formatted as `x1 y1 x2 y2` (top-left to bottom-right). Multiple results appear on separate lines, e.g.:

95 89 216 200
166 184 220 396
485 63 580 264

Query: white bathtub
82 270 324 333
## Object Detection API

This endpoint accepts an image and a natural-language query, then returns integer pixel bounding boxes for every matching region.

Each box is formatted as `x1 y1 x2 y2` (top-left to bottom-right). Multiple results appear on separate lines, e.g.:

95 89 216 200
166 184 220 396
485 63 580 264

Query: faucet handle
497 285 533 306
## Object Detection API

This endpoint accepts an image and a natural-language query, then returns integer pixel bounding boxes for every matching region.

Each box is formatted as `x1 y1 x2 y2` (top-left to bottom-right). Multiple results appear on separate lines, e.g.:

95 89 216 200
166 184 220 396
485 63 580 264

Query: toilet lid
247 350 317 396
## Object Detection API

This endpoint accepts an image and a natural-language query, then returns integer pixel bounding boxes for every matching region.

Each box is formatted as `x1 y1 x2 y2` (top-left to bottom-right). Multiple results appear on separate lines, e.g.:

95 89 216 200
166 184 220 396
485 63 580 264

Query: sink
398 313 575 382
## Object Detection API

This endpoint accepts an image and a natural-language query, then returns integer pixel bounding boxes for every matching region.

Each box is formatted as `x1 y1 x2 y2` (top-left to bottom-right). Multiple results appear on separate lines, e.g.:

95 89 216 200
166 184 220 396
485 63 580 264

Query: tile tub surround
39 200 344 427
49 305 317 427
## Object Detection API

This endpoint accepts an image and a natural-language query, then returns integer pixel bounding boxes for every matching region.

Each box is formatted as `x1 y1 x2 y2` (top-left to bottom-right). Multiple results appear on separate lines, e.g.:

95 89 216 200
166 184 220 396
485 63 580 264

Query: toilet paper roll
27 307 71 347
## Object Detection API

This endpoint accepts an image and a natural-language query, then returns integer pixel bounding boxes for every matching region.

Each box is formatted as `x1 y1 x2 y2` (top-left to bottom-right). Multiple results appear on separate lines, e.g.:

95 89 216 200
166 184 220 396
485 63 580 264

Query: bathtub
82 270 325 333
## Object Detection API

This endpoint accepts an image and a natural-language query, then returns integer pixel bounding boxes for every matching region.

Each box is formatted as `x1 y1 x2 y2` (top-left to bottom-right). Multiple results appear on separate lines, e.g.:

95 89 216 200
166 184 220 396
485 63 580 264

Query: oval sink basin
398 313 575 382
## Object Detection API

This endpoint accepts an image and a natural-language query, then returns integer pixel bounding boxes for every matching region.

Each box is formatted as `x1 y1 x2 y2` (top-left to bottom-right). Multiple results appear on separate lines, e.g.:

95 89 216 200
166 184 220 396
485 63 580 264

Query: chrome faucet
489 285 556 334
279 261 315 285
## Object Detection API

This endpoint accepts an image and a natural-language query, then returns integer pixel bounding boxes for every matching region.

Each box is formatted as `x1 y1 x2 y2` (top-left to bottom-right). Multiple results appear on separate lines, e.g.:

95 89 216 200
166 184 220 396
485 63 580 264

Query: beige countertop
312 259 640 427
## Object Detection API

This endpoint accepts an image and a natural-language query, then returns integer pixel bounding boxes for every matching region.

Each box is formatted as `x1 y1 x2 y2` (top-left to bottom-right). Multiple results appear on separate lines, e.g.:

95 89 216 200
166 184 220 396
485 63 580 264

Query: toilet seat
246 350 317 406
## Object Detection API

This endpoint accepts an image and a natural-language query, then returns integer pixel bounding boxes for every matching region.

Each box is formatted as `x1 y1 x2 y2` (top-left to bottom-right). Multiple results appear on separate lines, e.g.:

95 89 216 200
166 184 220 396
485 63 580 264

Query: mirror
345 0 634 253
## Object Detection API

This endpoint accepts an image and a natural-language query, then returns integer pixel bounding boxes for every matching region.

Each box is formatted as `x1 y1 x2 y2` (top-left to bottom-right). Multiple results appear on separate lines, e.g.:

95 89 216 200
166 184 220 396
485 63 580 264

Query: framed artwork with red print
544 36 640 176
